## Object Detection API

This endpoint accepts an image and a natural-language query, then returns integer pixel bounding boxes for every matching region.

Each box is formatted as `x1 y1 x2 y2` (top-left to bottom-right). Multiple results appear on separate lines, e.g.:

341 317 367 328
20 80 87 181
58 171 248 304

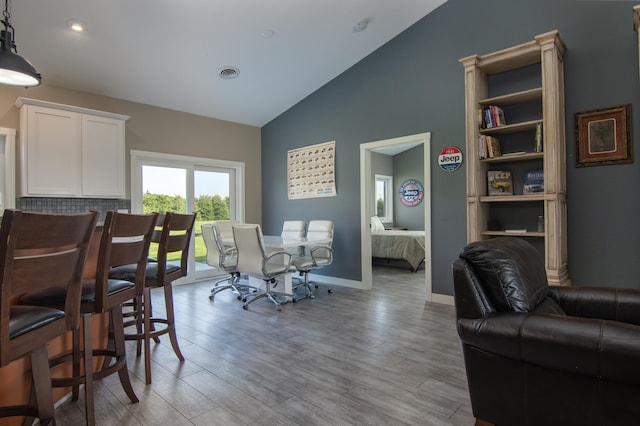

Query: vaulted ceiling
12 0 447 126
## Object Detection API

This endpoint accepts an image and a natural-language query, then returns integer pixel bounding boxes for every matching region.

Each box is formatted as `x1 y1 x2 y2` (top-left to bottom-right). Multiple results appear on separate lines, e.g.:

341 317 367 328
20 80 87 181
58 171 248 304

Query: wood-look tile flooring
55 262 474 425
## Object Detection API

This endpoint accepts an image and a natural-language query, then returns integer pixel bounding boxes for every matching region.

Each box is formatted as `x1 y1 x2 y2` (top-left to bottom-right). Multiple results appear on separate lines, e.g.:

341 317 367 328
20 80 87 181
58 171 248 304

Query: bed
371 229 426 272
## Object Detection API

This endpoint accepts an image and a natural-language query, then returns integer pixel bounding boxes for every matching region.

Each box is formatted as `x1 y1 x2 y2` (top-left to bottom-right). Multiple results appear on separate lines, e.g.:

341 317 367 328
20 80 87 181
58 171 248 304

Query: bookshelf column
460 30 570 286
460 55 487 244
538 32 569 285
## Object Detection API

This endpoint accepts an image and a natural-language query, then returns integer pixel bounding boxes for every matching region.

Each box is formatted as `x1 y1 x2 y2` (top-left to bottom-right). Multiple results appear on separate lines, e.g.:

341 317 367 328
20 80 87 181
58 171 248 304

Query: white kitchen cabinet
82 114 126 197
15 98 129 198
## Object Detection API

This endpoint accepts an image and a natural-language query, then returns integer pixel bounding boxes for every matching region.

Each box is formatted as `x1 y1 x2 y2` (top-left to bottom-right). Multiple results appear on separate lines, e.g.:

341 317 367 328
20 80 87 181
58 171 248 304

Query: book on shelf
478 135 502 159
487 170 513 196
486 136 501 158
482 105 506 129
534 122 543 152
523 169 544 194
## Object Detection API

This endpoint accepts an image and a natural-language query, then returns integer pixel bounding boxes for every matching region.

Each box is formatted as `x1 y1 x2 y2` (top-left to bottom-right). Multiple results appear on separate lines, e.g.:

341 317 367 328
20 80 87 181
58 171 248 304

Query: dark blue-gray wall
371 146 425 230
394 145 425 230
261 0 640 294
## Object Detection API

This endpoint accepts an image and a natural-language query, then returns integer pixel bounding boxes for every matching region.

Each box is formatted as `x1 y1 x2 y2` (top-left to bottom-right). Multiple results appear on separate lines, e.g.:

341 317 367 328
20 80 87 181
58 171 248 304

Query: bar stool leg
163 283 184 362
29 346 55 425
111 305 138 403
143 287 153 385
81 314 95 426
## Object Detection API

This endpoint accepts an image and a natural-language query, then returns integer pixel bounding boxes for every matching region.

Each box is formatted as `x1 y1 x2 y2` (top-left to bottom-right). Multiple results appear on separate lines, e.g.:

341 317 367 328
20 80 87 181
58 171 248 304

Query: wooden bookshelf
460 30 570 286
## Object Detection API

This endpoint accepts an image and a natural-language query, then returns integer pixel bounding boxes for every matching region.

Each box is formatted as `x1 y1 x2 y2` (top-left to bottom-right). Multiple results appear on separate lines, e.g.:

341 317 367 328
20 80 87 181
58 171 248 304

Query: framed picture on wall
575 104 633 167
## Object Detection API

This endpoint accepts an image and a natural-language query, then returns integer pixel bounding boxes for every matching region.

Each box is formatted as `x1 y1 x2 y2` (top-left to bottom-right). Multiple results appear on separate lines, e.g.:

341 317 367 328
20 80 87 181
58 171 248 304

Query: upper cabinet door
16 97 129 199
82 115 125 198
21 105 82 196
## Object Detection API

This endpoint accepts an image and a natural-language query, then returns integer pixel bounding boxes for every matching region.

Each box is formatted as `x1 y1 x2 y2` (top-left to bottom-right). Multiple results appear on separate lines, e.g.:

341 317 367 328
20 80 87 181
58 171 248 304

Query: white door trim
359 132 432 301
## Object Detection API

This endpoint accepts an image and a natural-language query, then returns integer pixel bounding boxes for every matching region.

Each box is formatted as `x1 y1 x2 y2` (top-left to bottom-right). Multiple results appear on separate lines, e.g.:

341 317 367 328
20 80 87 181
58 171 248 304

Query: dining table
224 234 331 301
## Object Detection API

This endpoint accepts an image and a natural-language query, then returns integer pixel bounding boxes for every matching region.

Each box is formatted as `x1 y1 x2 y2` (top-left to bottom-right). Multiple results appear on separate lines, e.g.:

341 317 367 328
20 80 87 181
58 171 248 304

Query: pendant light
0 0 41 86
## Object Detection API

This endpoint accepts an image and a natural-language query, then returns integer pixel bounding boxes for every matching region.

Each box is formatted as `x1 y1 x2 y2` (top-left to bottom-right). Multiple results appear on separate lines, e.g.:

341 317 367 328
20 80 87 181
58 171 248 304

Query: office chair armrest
265 250 293 266
310 245 333 263
222 247 237 257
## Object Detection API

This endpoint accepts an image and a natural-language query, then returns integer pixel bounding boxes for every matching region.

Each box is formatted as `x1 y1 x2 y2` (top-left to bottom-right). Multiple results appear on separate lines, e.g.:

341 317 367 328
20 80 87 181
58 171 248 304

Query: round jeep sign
399 179 424 207
438 146 463 172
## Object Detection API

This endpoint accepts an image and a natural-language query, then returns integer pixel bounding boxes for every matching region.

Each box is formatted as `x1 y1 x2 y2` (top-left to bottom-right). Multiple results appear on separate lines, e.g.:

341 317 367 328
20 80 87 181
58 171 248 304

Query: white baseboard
308 274 456 306
307 273 364 289
431 293 454 305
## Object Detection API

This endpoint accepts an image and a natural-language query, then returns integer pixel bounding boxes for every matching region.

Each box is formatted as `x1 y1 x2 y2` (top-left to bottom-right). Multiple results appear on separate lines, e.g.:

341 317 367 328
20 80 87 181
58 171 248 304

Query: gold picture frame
575 104 632 167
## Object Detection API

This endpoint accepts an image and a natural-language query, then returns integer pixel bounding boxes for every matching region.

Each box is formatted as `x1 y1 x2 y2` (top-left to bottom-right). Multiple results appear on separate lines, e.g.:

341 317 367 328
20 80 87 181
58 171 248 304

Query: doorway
130 150 245 284
359 132 432 301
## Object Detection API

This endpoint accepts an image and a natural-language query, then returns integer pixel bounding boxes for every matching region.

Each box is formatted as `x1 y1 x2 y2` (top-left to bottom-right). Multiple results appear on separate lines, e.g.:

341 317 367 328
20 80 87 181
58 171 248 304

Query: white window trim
375 174 393 224
130 150 245 222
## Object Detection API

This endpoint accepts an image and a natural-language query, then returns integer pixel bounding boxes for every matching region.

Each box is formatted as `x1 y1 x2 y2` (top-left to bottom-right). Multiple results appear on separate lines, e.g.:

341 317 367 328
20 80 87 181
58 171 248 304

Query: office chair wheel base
242 297 248 302
236 295 242 301
328 289 333 294
209 295 214 301
242 305 248 310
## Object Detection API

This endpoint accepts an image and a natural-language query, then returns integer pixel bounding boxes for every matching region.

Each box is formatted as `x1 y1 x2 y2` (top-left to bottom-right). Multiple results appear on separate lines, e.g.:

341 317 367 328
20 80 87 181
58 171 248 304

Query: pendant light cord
1 0 16 52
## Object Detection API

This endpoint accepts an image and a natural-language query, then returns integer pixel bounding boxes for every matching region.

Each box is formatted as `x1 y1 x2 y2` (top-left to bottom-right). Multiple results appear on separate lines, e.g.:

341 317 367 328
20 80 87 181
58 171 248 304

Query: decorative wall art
287 140 336 200
398 178 424 207
575 104 633 167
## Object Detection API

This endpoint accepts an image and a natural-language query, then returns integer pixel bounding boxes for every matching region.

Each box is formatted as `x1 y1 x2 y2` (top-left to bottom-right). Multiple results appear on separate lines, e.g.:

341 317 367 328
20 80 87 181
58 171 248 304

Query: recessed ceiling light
353 18 370 32
218 66 240 80
262 29 274 39
67 20 85 32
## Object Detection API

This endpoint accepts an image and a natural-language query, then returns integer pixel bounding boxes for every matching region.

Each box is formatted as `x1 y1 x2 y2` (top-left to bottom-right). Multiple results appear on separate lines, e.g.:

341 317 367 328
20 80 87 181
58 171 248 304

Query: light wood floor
55 263 474 425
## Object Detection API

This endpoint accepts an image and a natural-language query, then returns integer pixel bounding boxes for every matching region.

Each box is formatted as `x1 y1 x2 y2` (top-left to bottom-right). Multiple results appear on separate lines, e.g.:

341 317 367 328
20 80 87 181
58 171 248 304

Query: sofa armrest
548 286 640 325
457 313 640 385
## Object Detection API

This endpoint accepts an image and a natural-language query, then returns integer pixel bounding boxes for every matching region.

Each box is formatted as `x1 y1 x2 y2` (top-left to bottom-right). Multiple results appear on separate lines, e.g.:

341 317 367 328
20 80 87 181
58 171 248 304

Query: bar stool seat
9 306 65 339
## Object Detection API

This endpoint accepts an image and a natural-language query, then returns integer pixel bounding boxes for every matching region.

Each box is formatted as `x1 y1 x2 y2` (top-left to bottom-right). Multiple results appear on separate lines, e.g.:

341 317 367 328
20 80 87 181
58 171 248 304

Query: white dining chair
202 223 257 301
233 224 294 311
291 220 334 299
281 220 306 256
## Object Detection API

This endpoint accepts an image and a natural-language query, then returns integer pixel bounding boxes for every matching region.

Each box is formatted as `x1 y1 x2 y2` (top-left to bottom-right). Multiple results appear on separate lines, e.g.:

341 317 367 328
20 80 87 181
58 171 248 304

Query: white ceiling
11 0 447 127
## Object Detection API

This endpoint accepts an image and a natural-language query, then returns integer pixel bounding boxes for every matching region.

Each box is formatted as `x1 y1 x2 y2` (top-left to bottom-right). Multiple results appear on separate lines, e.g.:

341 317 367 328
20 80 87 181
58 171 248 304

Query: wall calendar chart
287 140 336 200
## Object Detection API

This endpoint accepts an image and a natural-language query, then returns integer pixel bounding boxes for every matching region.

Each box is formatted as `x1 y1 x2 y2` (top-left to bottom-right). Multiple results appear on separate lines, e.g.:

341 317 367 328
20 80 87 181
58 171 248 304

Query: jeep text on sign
438 146 463 172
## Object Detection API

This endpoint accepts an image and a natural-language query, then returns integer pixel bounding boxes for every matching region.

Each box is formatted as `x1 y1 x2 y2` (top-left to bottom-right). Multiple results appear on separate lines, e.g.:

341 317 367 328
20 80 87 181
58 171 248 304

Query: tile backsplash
16 198 131 220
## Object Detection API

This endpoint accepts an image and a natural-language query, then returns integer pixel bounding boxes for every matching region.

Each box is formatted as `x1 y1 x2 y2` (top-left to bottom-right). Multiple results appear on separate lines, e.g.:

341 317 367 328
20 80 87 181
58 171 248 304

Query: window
131 150 244 283
375 174 393 223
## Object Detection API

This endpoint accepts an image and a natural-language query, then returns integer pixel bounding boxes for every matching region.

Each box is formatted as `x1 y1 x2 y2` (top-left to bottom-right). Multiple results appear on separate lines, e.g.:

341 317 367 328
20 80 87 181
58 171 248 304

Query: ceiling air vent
218 66 240 80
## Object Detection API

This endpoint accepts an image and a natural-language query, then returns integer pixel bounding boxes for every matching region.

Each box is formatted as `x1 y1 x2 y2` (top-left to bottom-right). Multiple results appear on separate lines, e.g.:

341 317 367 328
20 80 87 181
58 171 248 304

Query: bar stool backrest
0 209 98 365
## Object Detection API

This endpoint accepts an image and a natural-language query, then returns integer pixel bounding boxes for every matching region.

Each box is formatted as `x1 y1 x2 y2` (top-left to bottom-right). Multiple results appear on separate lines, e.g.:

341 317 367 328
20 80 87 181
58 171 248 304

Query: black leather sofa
453 237 640 426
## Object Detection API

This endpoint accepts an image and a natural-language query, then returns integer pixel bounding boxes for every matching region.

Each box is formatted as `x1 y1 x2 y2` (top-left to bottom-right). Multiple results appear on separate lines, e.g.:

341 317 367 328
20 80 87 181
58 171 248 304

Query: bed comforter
371 230 425 272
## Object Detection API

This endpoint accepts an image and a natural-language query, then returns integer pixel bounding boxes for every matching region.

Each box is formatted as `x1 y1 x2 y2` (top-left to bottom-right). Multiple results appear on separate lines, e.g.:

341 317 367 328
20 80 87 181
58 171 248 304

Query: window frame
374 174 393 224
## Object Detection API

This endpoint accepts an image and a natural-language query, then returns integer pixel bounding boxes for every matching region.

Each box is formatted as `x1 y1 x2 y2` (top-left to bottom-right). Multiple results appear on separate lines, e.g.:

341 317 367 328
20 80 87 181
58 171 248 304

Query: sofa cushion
459 237 549 312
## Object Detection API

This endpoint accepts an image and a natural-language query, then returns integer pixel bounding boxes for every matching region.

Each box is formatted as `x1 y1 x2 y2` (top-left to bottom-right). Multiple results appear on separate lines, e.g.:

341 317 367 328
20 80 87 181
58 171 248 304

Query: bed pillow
371 216 385 231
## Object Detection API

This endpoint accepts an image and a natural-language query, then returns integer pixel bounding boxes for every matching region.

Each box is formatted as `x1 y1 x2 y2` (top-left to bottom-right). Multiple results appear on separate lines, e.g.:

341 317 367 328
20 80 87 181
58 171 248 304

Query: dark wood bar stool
22 211 157 425
110 212 196 384
0 210 97 425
